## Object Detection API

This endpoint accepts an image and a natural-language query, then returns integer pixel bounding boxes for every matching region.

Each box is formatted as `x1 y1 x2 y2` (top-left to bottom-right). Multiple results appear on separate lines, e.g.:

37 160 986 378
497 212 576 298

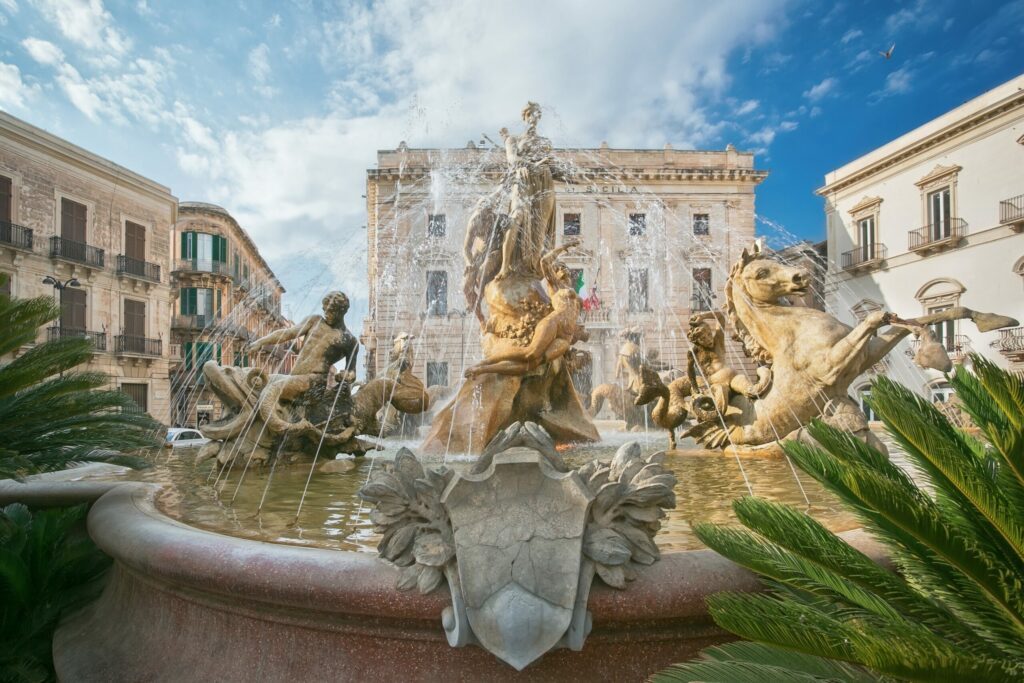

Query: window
60 198 87 243
233 352 249 367
427 214 447 237
930 382 955 404
184 341 220 369
0 272 11 298
692 268 713 311
628 213 646 237
858 388 878 422
426 361 449 387
61 288 87 331
0 175 11 223
627 269 649 312
563 213 581 236
125 221 146 261
124 299 146 337
928 305 955 352
692 213 710 236
120 383 148 414
928 187 951 240
858 215 876 260
426 270 448 316
181 232 228 269
180 287 217 325
567 268 584 293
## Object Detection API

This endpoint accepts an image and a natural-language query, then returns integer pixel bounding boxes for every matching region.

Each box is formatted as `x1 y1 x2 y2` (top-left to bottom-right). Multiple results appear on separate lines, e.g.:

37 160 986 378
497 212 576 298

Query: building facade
362 143 766 395
169 202 292 427
820 74 1024 411
0 112 176 421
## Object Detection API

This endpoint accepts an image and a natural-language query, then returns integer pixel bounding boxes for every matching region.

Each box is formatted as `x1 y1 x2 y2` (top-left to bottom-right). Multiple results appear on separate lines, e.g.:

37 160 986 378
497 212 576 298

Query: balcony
841 243 887 272
50 236 104 268
172 314 219 331
907 334 972 364
1000 193 1024 232
172 259 231 277
908 218 966 254
0 221 33 250
991 327 1024 364
116 255 161 283
47 326 107 351
114 335 162 357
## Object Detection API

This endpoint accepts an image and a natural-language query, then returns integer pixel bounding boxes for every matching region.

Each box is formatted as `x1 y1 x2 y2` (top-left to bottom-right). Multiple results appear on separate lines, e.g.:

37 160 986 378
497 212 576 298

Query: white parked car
165 427 210 449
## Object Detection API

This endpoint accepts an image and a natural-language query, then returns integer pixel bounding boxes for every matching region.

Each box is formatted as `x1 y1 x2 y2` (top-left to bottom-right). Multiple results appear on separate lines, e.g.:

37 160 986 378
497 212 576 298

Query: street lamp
42 275 80 330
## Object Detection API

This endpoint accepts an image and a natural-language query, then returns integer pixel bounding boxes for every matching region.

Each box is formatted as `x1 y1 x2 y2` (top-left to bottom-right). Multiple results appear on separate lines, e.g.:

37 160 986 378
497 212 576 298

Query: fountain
1 102 1018 681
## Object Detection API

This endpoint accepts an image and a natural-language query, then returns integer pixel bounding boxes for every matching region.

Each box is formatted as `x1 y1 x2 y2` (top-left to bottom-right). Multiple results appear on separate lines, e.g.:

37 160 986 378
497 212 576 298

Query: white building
819 73 1024 410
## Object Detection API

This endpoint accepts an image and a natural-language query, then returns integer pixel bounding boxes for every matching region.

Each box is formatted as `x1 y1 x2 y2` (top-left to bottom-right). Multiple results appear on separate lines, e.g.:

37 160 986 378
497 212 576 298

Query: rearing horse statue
688 242 1018 452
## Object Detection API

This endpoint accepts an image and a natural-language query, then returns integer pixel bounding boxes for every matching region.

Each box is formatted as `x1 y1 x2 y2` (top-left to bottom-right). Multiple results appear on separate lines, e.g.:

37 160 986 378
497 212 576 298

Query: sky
0 0 1022 332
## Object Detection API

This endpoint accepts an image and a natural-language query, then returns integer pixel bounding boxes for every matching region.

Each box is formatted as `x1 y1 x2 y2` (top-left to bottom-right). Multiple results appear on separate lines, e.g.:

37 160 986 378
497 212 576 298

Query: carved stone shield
441 449 594 671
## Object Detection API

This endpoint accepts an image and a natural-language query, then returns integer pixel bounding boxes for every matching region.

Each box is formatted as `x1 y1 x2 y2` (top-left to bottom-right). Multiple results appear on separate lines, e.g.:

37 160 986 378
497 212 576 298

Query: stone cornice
914 163 961 188
849 195 883 215
816 90 1024 197
368 167 768 185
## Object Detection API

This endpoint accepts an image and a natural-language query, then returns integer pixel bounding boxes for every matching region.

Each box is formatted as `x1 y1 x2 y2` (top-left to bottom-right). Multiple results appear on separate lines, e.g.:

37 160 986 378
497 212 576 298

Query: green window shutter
180 288 189 314
216 344 222 364
180 231 187 259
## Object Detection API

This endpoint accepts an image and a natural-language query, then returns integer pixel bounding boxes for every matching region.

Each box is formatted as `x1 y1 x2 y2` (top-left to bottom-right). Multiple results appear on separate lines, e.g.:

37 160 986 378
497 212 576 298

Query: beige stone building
362 143 766 396
169 202 292 427
820 73 1024 413
0 112 177 420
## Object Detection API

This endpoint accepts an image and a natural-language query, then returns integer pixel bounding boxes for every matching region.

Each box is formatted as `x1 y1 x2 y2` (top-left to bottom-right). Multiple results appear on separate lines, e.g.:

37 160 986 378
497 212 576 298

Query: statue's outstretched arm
250 315 315 351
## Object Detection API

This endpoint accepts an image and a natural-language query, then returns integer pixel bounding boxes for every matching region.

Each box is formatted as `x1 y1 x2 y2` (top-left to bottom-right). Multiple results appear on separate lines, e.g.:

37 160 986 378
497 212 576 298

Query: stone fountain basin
0 473 885 682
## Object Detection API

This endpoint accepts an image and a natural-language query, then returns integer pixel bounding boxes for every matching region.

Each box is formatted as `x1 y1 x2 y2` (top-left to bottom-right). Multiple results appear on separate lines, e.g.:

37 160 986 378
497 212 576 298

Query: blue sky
1 0 1021 329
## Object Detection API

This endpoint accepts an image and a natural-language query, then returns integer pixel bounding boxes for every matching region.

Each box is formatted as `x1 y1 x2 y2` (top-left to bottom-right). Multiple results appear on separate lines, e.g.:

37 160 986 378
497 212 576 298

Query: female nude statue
495 102 557 280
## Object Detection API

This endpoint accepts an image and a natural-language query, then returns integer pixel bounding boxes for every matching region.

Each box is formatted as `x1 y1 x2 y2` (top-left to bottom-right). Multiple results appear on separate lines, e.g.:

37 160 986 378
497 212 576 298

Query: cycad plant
656 355 1024 682
0 289 158 479
0 503 111 682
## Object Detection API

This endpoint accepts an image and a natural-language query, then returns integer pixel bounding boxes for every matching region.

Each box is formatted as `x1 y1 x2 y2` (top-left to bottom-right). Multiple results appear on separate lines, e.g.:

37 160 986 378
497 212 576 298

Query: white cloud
22 37 65 65
0 62 39 110
748 120 798 146
247 43 271 82
734 99 759 116
0 0 17 13
840 28 862 44
265 13 281 29
848 49 873 71
877 66 913 97
884 0 938 34
803 76 838 101
32 0 132 62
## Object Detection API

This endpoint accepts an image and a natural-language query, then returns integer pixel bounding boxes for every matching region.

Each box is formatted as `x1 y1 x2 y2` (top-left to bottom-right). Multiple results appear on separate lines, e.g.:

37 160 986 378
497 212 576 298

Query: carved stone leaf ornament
358 422 678 671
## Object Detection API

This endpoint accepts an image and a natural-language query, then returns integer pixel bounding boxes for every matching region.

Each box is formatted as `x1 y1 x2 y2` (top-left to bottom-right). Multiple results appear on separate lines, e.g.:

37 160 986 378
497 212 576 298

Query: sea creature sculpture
688 242 1018 451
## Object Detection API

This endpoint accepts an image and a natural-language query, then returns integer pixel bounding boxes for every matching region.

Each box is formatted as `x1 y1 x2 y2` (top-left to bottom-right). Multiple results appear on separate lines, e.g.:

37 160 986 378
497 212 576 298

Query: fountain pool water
113 430 858 553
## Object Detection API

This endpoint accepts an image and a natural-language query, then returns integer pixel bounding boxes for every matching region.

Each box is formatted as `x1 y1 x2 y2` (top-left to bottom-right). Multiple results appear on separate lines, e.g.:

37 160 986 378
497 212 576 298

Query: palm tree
0 288 158 479
655 355 1024 682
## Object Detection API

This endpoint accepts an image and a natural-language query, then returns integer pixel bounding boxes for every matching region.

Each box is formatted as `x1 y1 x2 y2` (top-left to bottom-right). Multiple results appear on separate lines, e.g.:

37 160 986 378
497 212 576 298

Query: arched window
916 278 966 352
856 384 878 422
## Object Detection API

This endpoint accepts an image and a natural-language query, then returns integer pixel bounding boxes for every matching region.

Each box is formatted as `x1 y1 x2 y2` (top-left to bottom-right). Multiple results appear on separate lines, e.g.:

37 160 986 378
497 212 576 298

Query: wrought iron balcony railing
908 218 966 252
46 326 107 351
0 221 33 250
172 259 231 276
841 243 887 271
116 255 161 282
50 236 105 268
114 335 162 357
172 314 219 330
1000 193 1024 228
992 327 1024 353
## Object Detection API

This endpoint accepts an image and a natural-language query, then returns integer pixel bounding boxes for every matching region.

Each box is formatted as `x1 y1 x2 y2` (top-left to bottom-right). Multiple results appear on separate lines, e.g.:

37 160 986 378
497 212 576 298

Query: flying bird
879 43 896 59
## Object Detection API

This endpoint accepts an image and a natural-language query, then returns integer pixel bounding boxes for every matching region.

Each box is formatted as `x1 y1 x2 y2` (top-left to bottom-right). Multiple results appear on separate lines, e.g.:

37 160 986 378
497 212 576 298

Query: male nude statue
686 311 771 419
245 291 358 436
